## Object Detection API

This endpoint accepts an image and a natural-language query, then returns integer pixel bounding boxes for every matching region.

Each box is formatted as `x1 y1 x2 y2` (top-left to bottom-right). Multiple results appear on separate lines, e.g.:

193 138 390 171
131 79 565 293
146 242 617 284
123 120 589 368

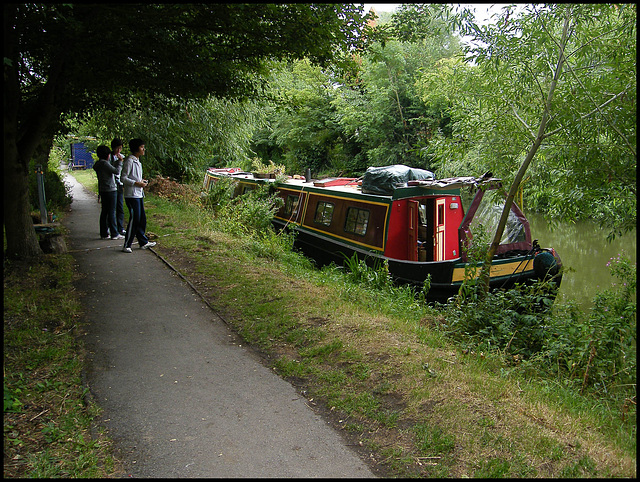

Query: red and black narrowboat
203 165 562 303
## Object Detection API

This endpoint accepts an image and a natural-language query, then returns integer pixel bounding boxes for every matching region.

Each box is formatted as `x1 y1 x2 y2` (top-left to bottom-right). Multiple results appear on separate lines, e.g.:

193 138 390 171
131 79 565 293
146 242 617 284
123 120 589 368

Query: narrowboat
203 165 562 303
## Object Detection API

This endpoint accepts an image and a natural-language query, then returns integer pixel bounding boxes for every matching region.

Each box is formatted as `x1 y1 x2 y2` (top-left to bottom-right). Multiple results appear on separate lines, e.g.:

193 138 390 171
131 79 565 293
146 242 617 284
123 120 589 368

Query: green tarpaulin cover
362 165 435 195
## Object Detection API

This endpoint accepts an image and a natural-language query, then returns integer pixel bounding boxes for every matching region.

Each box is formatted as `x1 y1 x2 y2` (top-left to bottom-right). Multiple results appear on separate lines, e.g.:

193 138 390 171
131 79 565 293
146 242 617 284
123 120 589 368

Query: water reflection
526 212 636 311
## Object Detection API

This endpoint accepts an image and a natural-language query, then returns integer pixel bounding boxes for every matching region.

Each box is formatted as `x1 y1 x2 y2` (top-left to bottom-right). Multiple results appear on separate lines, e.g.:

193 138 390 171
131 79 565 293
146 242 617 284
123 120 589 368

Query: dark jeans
99 190 118 238
115 184 126 234
124 197 150 248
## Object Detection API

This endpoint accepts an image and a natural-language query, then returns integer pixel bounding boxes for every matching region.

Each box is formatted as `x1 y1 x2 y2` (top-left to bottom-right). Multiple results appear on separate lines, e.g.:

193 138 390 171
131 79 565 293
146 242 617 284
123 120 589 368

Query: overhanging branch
538 8 636 157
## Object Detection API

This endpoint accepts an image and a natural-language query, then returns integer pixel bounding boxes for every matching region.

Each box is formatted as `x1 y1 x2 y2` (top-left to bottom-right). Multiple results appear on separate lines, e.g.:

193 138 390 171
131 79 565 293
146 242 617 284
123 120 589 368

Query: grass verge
3 253 116 477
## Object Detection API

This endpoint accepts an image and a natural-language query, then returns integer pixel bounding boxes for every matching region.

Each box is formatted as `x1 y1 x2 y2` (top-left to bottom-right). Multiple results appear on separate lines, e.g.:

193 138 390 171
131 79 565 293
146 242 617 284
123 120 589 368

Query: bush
441 280 558 358
539 253 636 395
212 184 283 238
442 252 636 405
202 176 236 213
29 169 72 214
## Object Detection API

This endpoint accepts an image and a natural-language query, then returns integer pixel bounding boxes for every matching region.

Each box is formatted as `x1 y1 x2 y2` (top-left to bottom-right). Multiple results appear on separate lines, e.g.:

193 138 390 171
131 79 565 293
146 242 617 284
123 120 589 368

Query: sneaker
122 247 132 253
140 241 157 250
119 231 126 235
101 236 110 240
112 234 125 240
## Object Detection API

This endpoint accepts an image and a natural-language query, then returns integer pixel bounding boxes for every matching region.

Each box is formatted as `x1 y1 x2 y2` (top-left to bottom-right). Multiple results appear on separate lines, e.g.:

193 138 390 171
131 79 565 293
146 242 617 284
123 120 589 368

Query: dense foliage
71 4 636 241
251 5 461 175
426 4 636 239
5 3 372 258
27 148 72 215
71 95 265 181
439 252 636 402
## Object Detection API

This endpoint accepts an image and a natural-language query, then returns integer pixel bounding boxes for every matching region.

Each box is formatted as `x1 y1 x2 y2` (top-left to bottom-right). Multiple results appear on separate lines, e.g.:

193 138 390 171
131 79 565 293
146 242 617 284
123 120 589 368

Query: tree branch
567 18 636 60
563 67 636 157
544 88 632 139
510 105 536 139
477 6 574 296
537 7 636 157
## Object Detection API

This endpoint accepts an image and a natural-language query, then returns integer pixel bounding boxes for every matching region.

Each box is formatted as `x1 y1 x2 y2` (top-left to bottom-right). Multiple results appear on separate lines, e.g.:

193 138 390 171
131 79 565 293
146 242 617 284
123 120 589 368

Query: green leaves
424 4 636 237
4 382 24 413
79 94 265 181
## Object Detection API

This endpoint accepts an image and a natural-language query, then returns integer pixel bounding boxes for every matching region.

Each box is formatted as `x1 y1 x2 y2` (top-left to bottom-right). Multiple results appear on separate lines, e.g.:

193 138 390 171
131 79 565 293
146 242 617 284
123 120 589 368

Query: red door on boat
407 200 419 261
435 199 446 261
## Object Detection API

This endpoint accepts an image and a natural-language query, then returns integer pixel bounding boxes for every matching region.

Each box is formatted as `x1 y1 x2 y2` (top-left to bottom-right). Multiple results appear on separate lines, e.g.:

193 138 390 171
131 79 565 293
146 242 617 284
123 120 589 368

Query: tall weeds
534 254 636 397
208 183 283 238
442 252 636 408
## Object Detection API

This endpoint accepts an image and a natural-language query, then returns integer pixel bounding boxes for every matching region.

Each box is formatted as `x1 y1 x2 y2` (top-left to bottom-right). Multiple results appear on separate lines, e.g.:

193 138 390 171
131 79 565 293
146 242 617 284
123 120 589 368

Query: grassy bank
3 254 116 477
4 170 635 478
4 168 115 477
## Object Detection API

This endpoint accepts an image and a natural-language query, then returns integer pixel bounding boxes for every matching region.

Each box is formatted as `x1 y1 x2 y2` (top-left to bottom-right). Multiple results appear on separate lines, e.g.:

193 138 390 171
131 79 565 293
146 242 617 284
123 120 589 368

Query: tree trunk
477 8 573 295
3 137 43 259
34 136 56 174
4 20 65 260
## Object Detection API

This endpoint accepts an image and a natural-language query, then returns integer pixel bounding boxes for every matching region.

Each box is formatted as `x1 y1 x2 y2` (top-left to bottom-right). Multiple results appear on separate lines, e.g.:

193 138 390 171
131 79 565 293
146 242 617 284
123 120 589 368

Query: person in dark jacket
93 145 124 240
109 138 127 236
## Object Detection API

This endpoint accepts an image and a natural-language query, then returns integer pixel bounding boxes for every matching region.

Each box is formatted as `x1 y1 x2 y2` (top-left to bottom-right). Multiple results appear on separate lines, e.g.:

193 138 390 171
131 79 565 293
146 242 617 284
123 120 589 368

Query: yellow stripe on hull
451 258 534 283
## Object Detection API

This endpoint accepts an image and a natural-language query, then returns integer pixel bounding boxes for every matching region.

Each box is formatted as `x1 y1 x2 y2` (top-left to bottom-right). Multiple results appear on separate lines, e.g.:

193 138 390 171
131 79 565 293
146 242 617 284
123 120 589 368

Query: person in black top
93 145 124 240
109 138 127 235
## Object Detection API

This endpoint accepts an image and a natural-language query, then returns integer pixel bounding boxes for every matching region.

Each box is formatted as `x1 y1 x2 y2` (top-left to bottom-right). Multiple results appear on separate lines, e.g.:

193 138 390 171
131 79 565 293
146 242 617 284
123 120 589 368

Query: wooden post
35 164 48 224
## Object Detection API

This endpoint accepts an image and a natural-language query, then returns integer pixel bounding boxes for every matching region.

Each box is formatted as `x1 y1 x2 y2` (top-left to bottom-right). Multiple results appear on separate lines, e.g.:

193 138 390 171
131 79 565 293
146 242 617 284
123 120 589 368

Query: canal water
526 212 637 311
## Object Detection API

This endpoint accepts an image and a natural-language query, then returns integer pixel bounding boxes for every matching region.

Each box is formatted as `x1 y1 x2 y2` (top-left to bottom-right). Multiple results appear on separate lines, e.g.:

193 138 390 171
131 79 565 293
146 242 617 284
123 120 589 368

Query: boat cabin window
344 207 369 236
235 183 257 197
418 204 427 225
314 201 335 226
284 195 299 217
437 203 445 226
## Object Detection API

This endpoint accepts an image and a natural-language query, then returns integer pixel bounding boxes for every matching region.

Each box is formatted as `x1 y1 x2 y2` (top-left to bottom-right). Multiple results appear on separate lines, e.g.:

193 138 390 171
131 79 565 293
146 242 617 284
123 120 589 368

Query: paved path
63 174 373 478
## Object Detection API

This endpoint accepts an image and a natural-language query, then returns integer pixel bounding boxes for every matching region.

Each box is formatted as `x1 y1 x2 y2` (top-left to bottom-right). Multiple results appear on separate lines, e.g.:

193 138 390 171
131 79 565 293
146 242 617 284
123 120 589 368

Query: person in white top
120 138 156 253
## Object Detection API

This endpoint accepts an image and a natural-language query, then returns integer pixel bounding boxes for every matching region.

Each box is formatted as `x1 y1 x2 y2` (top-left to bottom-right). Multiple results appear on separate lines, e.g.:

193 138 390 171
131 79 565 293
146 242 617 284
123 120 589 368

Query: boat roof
206 168 502 199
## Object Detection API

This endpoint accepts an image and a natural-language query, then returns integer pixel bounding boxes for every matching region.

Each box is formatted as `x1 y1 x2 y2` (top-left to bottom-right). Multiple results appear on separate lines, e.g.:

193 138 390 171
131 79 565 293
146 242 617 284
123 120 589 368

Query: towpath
62 173 374 478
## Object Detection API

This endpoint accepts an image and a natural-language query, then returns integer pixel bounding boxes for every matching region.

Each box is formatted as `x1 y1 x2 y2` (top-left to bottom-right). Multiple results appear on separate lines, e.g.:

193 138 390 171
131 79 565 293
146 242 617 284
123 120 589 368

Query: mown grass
140 189 635 478
3 253 116 478
69 168 97 194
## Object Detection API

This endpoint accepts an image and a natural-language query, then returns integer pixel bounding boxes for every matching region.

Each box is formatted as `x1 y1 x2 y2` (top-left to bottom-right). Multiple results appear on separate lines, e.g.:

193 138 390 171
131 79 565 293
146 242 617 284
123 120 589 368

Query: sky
360 3 513 25
360 3 519 49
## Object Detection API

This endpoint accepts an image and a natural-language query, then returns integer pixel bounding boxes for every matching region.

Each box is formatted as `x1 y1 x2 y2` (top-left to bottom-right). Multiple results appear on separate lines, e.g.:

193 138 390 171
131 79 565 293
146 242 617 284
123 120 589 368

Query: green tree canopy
4 3 372 259
417 4 636 239
249 4 463 176
73 94 266 181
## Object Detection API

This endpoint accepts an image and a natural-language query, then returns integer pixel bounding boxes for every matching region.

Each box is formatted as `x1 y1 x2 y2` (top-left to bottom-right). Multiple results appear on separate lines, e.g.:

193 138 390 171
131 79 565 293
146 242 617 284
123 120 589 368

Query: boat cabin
205 168 531 264
203 165 560 302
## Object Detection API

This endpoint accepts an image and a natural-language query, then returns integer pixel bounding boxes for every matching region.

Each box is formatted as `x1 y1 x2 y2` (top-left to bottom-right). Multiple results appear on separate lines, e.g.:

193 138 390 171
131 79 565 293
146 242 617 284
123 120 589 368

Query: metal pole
35 164 48 224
